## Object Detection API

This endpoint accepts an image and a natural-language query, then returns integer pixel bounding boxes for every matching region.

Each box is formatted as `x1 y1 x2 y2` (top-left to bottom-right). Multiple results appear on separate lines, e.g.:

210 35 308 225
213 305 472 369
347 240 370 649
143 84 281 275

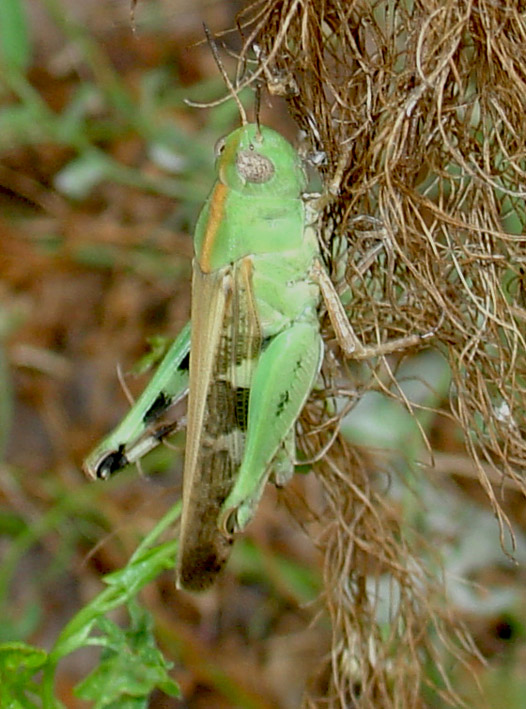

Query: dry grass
211 1 526 705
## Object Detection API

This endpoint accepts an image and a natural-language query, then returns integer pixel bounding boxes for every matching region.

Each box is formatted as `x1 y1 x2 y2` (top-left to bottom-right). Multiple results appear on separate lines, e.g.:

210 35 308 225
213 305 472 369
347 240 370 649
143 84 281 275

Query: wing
176 257 261 591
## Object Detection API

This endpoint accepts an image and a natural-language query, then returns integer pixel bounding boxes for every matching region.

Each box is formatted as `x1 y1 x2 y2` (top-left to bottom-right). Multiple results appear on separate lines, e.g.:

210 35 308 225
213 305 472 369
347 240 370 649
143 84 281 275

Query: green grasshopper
84 122 429 591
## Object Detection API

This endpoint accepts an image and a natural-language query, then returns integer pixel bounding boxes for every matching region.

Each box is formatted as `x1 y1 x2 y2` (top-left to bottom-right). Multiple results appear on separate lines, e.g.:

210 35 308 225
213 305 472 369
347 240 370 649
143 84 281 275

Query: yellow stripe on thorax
199 132 241 273
198 181 228 273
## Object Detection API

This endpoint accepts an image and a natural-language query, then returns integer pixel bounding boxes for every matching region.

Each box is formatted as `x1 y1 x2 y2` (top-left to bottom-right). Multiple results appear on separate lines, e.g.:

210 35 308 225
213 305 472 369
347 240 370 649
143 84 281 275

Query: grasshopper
84 122 429 591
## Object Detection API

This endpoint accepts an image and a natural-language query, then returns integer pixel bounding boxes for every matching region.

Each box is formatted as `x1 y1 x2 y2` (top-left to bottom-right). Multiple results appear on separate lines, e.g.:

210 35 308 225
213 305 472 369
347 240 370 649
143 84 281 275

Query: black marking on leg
97 445 128 479
143 391 172 424
179 351 190 372
276 390 290 416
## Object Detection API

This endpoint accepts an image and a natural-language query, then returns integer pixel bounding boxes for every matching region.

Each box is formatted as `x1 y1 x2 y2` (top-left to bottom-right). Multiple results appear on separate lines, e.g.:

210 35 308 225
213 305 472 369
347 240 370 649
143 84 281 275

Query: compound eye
214 136 226 157
236 148 275 183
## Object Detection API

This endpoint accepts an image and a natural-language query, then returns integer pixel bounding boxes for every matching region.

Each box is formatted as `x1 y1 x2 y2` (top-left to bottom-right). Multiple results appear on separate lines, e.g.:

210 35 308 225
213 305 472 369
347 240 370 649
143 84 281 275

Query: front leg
311 260 437 360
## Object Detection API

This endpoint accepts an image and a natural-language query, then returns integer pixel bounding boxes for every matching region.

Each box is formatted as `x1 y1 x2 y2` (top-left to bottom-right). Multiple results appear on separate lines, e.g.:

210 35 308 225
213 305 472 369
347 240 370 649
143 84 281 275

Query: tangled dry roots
227 1 526 706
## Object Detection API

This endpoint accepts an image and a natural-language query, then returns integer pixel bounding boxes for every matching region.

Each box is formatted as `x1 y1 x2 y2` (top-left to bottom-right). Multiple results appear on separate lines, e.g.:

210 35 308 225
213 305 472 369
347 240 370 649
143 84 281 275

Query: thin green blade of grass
0 0 31 72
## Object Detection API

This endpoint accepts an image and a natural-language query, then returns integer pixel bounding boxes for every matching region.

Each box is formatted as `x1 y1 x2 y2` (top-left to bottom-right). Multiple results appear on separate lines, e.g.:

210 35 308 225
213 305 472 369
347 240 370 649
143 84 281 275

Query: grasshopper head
216 124 306 197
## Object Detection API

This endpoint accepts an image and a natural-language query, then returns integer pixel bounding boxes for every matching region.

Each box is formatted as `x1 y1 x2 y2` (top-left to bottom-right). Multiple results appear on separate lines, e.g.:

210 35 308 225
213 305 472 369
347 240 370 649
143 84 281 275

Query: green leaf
0 641 48 674
0 0 31 72
0 642 49 708
74 603 180 707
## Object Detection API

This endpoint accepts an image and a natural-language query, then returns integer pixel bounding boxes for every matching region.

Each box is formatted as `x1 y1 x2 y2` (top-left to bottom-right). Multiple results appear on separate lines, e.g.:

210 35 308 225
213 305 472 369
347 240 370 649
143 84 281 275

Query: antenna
254 81 262 139
200 24 247 125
